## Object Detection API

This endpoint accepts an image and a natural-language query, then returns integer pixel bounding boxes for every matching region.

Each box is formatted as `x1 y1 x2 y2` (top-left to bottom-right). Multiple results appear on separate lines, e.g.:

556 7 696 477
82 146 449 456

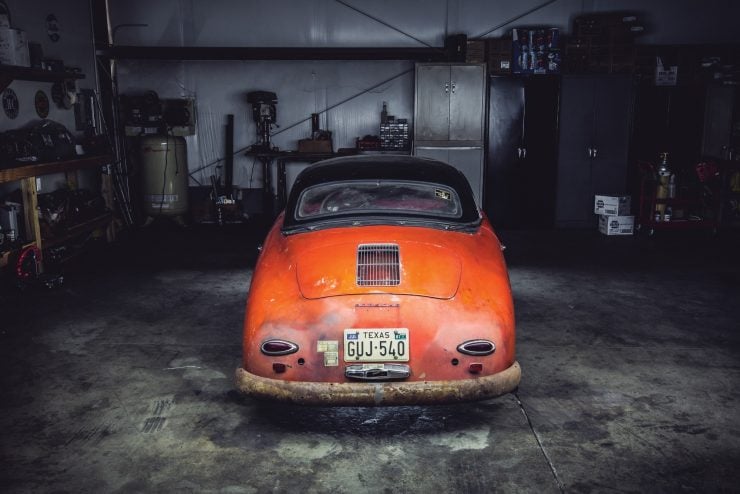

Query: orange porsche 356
235 155 520 405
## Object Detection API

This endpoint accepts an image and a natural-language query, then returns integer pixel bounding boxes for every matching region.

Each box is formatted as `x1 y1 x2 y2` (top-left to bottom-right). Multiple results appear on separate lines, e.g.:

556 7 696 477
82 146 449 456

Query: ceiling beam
99 45 448 62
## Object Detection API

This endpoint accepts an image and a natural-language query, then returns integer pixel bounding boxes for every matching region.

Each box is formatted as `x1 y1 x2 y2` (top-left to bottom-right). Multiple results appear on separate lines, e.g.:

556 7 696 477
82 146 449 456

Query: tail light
457 340 495 356
261 339 299 356
468 363 483 374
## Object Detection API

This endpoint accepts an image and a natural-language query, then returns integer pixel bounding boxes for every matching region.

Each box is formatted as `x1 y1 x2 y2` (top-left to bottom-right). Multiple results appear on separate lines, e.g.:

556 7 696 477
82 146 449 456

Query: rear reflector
272 363 287 373
261 339 299 356
457 339 496 356
468 363 483 374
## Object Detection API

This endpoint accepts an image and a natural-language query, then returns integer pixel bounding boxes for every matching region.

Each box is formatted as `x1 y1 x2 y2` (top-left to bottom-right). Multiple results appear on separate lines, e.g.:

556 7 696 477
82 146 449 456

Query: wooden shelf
0 65 85 92
0 155 113 275
0 155 112 184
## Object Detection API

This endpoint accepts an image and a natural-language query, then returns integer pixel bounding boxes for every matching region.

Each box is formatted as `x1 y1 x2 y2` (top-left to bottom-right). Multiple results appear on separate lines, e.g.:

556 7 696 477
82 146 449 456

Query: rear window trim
294 179 463 222
281 216 482 236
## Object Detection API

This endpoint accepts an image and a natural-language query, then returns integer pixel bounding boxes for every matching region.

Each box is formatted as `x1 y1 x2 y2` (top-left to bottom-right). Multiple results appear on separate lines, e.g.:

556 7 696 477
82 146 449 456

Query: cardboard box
0 27 15 65
13 29 29 67
0 28 29 66
655 64 678 86
488 54 511 74
465 40 486 64
594 194 630 216
598 215 634 235
298 139 332 153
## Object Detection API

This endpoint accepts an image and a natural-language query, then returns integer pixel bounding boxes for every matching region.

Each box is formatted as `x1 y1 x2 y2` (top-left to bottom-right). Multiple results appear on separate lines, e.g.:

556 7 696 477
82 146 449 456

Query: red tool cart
636 160 721 236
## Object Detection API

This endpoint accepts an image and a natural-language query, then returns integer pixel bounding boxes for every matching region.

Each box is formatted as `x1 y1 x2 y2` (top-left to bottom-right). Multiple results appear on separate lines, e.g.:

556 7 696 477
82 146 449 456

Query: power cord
159 132 170 215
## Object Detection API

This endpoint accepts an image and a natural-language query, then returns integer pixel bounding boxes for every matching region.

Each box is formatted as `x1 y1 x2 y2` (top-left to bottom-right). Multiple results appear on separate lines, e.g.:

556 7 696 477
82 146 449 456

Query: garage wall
108 0 740 189
116 59 413 188
1 0 98 194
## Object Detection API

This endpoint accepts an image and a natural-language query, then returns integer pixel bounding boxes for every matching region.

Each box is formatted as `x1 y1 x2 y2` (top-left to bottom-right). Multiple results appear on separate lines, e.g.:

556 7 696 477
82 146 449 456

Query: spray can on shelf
656 152 671 217
667 173 676 198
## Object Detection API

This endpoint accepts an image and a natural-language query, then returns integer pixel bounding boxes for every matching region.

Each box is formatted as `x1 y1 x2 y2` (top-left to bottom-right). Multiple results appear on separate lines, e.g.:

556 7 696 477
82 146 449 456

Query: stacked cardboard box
594 194 634 235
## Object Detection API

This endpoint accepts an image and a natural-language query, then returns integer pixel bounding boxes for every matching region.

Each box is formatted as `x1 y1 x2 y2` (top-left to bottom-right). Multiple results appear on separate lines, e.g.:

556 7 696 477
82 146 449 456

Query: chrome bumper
234 361 521 406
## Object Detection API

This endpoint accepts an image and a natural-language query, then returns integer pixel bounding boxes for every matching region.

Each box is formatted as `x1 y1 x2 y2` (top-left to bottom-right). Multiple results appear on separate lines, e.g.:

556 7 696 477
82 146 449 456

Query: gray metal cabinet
702 84 736 159
415 64 485 144
555 75 633 227
414 63 486 207
415 65 452 142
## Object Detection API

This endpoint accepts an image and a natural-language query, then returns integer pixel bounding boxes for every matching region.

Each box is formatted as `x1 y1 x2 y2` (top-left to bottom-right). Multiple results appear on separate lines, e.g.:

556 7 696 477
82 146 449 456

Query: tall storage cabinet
631 85 706 169
486 76 560 228
414 63 486 207
555 75 634 227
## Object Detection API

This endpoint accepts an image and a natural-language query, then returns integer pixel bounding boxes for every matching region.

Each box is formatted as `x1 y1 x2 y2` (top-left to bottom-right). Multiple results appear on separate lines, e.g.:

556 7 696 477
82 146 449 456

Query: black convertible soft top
282 155 481 234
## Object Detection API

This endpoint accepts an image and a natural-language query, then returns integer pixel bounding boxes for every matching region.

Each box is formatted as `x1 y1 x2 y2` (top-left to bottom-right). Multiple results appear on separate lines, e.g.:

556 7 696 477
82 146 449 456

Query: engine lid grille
356 243 401 286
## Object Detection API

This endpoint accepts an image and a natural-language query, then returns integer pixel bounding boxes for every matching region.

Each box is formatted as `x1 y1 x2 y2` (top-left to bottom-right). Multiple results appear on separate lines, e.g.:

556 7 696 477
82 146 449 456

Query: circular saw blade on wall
2 88 19 119
35 90 50 118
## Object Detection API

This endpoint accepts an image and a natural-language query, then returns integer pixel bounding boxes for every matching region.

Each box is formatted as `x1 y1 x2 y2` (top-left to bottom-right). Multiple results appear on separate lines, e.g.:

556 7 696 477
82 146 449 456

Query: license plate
343 328 409 362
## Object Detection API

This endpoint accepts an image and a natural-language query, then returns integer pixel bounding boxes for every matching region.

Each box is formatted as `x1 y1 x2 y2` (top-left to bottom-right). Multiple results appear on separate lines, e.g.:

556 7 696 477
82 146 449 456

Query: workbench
0 155 113 272
244 150 355 217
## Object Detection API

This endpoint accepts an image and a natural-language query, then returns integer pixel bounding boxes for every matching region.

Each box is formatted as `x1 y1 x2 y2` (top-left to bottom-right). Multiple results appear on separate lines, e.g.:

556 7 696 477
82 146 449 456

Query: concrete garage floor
1 222 739 493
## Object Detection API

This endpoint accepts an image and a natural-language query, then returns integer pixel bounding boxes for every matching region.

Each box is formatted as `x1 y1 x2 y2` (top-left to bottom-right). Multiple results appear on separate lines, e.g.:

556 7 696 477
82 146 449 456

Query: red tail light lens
468 363 483 374
261 339 299 356
457 340 495 356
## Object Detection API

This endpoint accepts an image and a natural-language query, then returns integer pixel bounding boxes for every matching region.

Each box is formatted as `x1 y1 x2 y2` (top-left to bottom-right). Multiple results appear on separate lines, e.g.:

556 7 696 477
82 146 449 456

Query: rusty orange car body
235 155 520 405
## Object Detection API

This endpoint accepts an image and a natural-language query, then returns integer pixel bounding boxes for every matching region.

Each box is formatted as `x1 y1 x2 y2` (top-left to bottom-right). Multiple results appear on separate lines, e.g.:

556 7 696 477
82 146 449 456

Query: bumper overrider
235 361 521 406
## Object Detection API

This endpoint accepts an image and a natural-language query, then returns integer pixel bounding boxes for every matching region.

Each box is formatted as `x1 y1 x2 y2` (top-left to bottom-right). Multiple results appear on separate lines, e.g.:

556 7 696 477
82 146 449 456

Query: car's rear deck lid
296 241 461 299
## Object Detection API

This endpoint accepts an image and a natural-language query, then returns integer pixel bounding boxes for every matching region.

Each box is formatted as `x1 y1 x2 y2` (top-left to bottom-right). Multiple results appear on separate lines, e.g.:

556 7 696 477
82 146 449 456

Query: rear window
296 181 461 219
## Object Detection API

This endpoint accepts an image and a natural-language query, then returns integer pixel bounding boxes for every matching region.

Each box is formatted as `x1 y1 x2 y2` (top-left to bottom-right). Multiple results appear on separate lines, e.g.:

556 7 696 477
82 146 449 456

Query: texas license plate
343 328 409 362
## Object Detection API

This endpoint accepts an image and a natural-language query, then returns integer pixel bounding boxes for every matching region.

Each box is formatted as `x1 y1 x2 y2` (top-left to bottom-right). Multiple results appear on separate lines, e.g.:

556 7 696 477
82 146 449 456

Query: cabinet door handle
451 82 456 94
592 147 598 158
522 147 527 159
517 147 522 159
444 82 449 94
587 147 593 158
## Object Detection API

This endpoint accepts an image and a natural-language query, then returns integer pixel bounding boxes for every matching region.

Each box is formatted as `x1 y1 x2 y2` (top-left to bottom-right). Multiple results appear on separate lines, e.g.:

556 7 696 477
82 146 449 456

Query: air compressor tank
140 135 189 216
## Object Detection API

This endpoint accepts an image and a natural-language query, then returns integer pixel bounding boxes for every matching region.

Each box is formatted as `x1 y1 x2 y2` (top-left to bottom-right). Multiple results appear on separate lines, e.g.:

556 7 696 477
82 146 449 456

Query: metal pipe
475 0 561 38
333 0 442 52
225 114 234 197
102 45 446 61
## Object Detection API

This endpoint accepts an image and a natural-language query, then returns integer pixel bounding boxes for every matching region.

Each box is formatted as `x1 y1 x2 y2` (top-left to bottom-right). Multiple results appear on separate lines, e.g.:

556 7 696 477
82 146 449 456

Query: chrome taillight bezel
260 339 299 356
457 339 496 356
